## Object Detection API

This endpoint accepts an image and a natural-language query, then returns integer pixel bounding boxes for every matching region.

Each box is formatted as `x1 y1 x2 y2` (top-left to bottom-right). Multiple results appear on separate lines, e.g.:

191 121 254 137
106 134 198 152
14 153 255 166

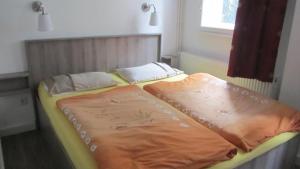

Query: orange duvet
144 73 300 152
57 85 237 169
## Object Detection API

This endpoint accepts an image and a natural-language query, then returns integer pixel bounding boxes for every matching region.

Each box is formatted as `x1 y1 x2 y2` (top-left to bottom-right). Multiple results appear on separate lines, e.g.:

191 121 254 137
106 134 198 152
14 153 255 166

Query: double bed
26 34 300 169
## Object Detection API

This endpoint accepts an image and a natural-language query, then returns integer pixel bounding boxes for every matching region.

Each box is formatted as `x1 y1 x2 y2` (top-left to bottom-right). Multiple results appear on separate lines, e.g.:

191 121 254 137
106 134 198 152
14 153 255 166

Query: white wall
180 0 299 101
0 0 180 74
279 0 300 110
181 0 232 62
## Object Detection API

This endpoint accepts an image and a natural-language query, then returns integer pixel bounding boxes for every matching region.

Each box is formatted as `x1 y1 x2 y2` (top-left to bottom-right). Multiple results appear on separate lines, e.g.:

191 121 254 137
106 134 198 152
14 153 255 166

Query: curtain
227 0 288 82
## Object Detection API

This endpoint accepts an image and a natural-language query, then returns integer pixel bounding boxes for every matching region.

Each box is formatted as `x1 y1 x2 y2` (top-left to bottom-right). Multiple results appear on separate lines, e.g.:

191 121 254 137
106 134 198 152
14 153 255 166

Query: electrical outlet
20 96 28 106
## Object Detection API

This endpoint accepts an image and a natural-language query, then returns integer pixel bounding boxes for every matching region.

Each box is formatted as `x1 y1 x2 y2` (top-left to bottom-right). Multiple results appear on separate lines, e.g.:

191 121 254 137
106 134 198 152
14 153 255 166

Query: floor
0 139 4 169
1 131 62 169
2 131 300 169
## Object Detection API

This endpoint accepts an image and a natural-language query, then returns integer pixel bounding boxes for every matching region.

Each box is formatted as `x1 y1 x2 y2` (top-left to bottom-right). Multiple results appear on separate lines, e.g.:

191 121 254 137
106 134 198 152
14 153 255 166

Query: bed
143 73 300 151
26 34 300 169
38 73 298 169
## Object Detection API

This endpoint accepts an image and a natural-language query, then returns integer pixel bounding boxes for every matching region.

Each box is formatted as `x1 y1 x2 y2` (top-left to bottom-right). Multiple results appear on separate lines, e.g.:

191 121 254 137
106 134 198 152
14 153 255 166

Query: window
201 0 238 34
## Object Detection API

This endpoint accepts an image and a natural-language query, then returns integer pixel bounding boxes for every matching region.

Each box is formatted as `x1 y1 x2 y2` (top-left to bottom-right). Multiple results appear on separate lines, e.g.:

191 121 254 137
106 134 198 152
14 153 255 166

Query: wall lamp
141 3 158 26
32 1 53 32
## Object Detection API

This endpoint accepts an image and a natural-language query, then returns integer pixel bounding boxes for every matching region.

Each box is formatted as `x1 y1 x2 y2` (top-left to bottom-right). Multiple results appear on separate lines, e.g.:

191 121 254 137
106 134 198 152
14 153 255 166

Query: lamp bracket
32 1 44 13
141 3 151 12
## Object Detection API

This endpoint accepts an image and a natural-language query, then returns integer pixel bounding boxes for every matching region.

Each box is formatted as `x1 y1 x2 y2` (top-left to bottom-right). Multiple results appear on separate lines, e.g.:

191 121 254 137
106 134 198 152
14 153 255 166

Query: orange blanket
57 85 237 169
144 73 300 152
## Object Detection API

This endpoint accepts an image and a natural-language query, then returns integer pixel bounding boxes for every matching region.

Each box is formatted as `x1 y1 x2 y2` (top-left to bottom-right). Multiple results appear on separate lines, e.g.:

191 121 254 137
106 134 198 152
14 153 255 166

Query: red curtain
227 0 288 82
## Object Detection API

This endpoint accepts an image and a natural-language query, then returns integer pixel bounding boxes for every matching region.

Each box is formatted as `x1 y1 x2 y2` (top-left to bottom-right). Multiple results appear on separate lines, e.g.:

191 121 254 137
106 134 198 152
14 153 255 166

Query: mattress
38 73 298 169
143 73 300 152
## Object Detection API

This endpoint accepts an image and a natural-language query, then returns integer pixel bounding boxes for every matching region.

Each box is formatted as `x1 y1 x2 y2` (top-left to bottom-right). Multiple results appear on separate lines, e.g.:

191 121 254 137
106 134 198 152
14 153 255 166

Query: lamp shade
38 13 53 32
149 11 158 26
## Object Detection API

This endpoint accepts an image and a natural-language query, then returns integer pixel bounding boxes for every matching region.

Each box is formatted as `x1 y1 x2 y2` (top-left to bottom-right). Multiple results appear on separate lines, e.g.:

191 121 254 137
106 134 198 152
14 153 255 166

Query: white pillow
44 72 118 95
115 62 183 84
70 72 117 91
44 75 74 96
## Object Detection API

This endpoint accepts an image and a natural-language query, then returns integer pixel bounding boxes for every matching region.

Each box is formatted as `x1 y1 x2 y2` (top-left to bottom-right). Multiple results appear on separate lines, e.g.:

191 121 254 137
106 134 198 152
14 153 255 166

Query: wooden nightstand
161 56 172 66
0 72 36 137
160 55 179 67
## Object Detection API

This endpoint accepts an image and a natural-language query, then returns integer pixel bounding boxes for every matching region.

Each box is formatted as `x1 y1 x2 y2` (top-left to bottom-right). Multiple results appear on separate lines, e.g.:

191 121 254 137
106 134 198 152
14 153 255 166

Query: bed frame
26 34 300 169
26 34 162 169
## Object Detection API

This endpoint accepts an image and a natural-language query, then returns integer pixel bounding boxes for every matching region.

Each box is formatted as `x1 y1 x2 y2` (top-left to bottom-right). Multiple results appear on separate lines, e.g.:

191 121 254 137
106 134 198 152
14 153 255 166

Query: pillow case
44 72 118 96
115 62 183 84
44 75 74 96
70 72 117 91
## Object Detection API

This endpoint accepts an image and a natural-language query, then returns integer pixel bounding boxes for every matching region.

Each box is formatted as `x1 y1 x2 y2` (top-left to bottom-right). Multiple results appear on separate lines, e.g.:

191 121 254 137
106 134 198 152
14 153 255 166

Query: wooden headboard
26 34 161 89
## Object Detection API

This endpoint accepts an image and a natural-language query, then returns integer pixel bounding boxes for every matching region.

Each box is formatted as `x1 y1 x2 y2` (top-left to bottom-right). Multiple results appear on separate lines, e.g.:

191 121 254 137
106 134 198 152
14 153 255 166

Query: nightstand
160 55 178 67
160 56 171 66
0 72 36 137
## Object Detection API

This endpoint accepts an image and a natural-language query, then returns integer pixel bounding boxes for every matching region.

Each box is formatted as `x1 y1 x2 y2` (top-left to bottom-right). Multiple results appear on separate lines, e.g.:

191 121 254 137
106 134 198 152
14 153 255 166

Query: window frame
199 0 236 36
